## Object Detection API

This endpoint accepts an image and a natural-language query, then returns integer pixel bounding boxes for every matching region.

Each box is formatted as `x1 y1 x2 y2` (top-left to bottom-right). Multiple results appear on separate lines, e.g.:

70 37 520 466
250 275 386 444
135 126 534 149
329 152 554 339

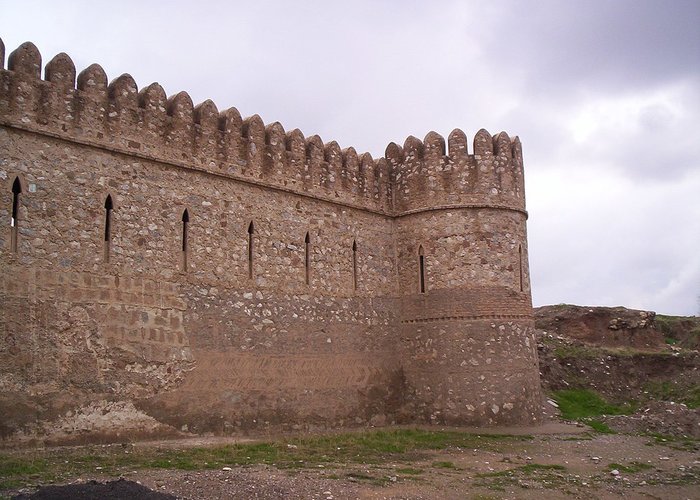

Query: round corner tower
387 128 541 426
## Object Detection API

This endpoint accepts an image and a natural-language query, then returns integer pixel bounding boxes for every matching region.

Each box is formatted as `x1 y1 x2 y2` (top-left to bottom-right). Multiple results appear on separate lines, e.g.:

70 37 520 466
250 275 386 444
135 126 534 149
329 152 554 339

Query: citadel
0 39 541 443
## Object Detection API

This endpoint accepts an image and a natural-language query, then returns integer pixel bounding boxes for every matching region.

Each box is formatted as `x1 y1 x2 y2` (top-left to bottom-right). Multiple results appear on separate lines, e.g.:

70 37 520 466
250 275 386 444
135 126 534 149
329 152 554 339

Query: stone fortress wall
0 38 541 444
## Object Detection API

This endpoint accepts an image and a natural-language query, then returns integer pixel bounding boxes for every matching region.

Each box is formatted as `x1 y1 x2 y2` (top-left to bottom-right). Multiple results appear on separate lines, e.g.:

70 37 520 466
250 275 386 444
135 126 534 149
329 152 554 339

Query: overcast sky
1 0 698 315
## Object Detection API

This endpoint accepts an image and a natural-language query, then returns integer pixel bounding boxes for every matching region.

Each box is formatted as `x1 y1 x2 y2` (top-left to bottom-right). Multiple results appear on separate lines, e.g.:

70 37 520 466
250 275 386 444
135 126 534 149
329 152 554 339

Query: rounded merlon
167 91 194 118
8 41 41 77
108 74 138 104
194 99 219 129
77 63 108 93
45 52 76 88
138 82 167 110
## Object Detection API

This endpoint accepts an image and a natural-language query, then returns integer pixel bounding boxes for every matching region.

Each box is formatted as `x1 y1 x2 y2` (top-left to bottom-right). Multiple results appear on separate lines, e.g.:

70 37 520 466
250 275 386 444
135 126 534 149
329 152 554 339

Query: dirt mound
535 304 663 348
536 330 699 403
12 478 174 500
600 400 700 438
655 314 700 349
536 304 699 438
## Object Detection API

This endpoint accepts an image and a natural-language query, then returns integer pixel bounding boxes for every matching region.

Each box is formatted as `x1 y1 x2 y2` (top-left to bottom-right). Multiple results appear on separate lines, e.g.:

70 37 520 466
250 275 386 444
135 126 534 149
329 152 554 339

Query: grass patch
345 471 374 481
584 419 615 434
551 389 635 434
0 457 53 490
552 389 634 420
552 344 662 360
396 467 423 475
645 433 699 452
655 314 677 337
643 380 700 409
0 457 49 478
475 463 570 491
345 471 390 486
477 463 566 479
559 435 593 441
607 462 652 473
552 345 598 359
519 463 566 473
655 314 700 349
646 470 700 487
0 429 530 491
432 460 458 469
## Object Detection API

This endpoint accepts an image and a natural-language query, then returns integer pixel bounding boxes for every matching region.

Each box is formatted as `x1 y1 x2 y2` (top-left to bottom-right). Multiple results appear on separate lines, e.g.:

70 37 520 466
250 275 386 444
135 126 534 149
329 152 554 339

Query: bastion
0 38 541 444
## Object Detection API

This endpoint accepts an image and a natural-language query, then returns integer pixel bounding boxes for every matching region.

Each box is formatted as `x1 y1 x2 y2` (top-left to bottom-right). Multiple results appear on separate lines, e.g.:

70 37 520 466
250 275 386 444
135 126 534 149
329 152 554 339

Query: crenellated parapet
0 40 393 214
386 128 526 216
0 39 524 218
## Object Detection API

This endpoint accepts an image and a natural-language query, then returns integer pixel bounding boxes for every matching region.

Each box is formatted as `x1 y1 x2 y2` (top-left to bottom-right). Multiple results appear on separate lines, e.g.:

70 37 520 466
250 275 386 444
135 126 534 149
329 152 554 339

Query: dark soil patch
12 478 174 500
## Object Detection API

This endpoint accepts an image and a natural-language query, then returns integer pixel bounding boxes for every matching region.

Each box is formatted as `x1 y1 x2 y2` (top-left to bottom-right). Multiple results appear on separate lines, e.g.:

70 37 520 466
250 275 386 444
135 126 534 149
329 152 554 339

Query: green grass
396 467 423 475
0 429 531 491
345 471 391 486
655 315 676 335
606 461 652 473
552 389 634 420
0 457 54 490
552 345 598 359
518 463 566 473
645 433 699 452
643 380 700 409
551 389 635 434
585 419 615 434
432 460 458 469
559 435 593 441
475 463 570 491
552 344 664 359
655 314 700 349
477 463 566 479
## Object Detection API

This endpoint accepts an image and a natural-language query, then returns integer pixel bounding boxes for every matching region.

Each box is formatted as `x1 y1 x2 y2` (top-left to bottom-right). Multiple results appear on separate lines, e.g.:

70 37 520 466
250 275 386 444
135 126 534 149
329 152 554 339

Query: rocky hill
535 304 699 437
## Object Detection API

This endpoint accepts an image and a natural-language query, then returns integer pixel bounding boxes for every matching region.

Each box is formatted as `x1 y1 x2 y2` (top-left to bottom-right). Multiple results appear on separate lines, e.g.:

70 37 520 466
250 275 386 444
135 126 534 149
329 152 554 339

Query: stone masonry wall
0 126 400 440
0 38 541 444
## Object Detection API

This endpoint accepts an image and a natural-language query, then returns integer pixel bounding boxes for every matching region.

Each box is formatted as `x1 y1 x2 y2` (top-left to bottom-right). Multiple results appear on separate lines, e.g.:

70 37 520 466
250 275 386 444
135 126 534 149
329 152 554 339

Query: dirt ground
130 432 699 499
5 424 699 500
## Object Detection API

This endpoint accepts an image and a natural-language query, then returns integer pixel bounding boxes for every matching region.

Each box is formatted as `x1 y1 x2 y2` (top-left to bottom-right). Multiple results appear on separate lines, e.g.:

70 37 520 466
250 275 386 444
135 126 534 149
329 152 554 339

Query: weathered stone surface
0 38 541 444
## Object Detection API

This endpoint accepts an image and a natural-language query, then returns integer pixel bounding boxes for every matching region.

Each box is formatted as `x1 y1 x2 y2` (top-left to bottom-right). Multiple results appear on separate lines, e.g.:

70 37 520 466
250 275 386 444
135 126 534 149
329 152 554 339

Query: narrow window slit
352 239 358 291
418 245 426 293
103 195 113 262
304 232 310 285
181 209 190 271
518 244 524 292
247 221 255 279
10 177 21 253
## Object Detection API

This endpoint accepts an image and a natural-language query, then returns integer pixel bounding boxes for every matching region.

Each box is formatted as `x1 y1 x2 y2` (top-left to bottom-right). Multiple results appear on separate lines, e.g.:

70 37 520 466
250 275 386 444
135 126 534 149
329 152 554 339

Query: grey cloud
493 0 700 94
1 0 699 314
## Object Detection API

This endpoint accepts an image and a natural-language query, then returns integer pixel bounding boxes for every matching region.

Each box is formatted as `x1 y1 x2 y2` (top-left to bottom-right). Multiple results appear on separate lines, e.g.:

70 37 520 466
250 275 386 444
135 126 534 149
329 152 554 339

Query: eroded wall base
399 288 541 426
0 265 409 444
